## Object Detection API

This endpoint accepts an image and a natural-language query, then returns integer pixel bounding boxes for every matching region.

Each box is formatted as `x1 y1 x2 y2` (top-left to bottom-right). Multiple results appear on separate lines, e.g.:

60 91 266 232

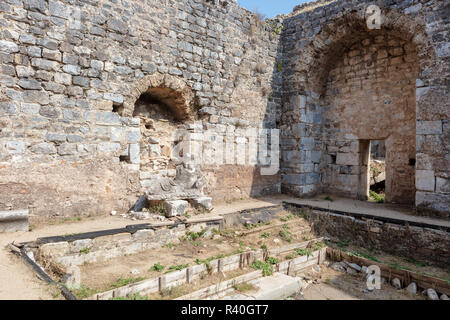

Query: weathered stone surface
391 278 402 290
0 0 448 219
190 197 213 211
424 288 439 300
163 200 188 217
406 282 417 295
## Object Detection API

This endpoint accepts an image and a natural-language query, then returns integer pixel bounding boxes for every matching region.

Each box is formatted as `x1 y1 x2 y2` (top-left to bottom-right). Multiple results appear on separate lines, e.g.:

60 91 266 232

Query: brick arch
123 73 195 120
295 8 433 95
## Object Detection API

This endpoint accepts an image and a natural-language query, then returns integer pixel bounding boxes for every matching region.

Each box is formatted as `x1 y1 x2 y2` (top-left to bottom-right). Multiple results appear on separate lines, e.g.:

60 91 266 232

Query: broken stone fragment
190 197 213 211
440 294 449 300
423 288 439 300
131 211 150 220
406 282 417 294
163 200 188 217
64 266 81 290
0 209 29 232
330 262 346 272
346 267 357 275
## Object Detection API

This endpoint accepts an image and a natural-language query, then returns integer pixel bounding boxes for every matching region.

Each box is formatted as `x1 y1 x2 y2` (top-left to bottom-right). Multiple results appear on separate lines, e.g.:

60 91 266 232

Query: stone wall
322 32 417 204
0 0 282 219
1 0 448 219
280 0 449 215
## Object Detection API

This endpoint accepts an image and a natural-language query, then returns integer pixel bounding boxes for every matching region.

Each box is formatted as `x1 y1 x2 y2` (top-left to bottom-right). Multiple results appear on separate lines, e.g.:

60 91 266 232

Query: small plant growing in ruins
324 196 334 202
265 20 284 35
369 190 385 203
389 261 411 271
266 257 279 265
280 214 294 222
286 252 298 260
160 285 185 298
110 277 144 289
150 203 166 215
279 230 292 242
311 241 326 251
260 244 268 250
110 293 149 300
166 242 176 249
337 239 351 249
406 258 429 268
150 262 165 272
72 285 97 299
80 248 90 254
276 61 283 72
261 232 271 238
282 224 290 230
347 250 379 262
187 228 206 241
168 264 189 272
251 260 273 277
295 248 312 257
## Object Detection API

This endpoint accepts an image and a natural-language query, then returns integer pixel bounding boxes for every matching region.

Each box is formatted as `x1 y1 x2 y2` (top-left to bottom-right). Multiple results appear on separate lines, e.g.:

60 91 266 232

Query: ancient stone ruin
0 0 448 221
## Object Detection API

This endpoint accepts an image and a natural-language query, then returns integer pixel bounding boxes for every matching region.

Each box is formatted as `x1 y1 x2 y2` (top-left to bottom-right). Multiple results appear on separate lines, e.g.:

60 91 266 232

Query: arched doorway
282 10 434 206
125 74 204 200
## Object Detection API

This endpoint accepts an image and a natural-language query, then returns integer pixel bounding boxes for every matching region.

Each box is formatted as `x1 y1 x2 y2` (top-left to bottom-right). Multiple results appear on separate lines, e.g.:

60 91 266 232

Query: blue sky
238 0 311 18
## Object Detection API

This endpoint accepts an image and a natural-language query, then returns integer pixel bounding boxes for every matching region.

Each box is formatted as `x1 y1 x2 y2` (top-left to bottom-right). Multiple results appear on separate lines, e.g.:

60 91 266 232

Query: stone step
221 273 302 300
0 209 29 232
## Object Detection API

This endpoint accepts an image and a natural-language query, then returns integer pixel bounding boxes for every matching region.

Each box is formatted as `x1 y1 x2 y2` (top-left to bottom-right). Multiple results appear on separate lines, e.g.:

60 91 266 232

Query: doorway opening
368 140 386 203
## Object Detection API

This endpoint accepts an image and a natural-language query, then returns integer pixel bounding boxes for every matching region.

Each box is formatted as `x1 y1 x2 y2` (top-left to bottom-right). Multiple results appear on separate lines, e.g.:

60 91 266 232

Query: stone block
164 200 188 217
416 170 435 192
70 239 92 253
417 121 442 135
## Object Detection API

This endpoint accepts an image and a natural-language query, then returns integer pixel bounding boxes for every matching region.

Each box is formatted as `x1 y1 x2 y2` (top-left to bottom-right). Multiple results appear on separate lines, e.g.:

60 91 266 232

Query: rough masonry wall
0 0 282 220
280 0 449 216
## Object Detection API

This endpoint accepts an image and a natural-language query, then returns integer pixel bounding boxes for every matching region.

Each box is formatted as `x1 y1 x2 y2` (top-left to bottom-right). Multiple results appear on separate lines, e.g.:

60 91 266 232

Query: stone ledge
0 209 29 232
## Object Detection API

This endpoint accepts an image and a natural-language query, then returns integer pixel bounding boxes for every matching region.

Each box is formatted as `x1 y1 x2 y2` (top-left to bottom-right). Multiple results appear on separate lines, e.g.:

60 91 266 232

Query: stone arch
123 73 196 120
295 8 434 95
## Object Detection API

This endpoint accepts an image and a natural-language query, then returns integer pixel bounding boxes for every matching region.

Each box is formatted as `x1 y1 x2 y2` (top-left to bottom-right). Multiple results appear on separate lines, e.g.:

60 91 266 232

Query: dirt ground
0 197 282 300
